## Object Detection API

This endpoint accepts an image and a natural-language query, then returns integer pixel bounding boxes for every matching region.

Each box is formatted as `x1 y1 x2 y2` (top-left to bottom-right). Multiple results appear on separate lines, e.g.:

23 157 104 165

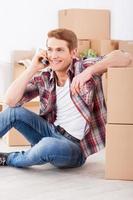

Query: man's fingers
71 79 78 95
79 82 84 90
71 78 84 95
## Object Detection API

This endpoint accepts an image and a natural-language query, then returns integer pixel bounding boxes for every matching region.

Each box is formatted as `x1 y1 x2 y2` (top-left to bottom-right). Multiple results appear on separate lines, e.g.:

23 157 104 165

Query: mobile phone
39 57 49 66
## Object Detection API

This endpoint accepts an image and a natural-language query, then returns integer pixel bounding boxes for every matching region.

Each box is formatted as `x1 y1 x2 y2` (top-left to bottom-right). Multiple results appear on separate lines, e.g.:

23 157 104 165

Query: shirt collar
49 58 78 82
67 58 79 79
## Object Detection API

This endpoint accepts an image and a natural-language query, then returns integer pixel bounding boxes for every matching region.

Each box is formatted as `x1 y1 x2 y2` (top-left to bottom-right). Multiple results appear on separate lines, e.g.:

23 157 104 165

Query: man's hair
47 28 78 51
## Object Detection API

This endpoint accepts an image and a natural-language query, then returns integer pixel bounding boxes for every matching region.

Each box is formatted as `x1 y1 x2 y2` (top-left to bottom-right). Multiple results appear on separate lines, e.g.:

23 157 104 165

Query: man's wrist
83 67 93 81
27 65 38 75
86 65 95 77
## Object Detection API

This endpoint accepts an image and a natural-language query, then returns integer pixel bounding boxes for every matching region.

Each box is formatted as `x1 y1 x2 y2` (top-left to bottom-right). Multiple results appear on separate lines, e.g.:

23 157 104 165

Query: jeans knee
5 106 22 113
4 106 27 122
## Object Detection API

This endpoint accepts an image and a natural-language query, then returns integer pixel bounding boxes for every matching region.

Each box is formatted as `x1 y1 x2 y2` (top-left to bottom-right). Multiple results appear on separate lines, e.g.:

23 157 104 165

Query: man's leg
0 106 86 168
6 136 85 168
0 106 55 145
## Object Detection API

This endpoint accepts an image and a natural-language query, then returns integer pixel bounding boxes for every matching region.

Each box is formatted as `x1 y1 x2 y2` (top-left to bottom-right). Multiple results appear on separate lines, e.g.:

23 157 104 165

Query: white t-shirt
54 79 86 140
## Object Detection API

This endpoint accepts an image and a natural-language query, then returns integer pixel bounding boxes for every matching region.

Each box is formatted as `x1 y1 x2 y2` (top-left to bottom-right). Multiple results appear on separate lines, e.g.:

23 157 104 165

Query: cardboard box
58 9 110 39
119 40 133 54
0 62 13 97
11 50 35 80
2 99 39 146
77 39 91 57
105 124 133 180
91 39 118 56
107 67 133 124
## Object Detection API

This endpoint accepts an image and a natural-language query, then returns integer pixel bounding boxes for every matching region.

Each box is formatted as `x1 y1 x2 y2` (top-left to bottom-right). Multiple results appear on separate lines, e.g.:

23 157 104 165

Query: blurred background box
77 39 91 57
11 49 35 80
105 124 133 180
90 39 118 56
0 61 13 98
58 9 110 39
1 99 39 146
0 49 38 146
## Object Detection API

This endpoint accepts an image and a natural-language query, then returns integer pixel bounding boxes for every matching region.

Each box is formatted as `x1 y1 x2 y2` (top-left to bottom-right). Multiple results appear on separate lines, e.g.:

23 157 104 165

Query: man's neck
55 72 68 87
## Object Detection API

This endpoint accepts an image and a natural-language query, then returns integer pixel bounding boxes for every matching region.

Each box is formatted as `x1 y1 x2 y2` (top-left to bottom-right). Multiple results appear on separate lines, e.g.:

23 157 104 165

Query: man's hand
30 49 48 72
104 50 133 67
71 69 92 95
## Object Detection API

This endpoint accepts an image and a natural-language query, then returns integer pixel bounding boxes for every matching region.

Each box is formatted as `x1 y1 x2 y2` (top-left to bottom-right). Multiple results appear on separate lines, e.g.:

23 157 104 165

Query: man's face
46 37 76 73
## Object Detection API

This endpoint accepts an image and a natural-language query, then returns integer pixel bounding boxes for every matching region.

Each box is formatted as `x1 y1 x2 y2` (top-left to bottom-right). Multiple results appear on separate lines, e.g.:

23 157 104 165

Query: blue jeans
0 107 86 168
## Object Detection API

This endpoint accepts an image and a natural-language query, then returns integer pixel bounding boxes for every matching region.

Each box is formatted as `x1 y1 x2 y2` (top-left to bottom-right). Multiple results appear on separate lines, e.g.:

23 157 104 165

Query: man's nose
50 51 58 58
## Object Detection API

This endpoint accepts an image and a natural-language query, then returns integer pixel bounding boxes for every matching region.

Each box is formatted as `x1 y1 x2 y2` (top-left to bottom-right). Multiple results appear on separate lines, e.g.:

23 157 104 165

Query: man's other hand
71 70 92 95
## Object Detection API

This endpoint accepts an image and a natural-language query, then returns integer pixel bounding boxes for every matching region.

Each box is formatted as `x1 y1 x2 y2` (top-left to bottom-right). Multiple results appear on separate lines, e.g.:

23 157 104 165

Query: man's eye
57 49 64 52
47 49 52 52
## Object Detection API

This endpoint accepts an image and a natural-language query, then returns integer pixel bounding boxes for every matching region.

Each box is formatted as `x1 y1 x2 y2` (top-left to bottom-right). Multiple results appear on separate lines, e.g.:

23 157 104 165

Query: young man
0 28 132 168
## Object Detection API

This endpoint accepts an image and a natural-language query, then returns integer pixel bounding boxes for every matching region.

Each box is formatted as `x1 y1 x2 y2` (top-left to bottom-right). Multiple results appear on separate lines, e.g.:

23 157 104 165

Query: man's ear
71 48 78 59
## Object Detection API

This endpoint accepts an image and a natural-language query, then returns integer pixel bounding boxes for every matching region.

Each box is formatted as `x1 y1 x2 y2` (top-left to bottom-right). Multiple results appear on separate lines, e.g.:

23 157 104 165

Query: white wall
0 0 132 62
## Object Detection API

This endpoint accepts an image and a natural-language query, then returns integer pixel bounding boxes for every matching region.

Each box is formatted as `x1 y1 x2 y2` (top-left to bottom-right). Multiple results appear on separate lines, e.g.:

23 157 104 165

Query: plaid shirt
18 58 107 158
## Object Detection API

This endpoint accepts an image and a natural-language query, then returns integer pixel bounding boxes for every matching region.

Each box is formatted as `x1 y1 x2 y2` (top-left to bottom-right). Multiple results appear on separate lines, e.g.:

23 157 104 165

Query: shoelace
0 157 6 166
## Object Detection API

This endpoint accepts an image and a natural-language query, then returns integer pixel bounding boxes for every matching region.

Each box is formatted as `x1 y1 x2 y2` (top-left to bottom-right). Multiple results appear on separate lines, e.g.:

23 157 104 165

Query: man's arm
5 49 47 107
71 50 133 95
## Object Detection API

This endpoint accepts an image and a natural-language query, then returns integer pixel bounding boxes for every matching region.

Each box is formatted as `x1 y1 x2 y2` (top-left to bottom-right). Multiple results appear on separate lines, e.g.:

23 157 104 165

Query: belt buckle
60 127 66 135
56 125 65 135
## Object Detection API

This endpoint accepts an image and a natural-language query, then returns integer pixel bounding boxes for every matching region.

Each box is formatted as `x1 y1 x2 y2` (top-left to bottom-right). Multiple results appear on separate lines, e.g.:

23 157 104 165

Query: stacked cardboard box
58 9 110 39
105 67 133 180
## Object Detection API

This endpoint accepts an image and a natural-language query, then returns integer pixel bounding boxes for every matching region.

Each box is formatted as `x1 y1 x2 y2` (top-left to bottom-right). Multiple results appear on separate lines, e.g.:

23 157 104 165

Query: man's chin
50 65 63 71
51 67 60 71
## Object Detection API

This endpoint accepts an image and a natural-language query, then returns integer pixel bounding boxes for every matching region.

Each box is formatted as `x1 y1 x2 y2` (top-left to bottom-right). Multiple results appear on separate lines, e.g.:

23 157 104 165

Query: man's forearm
85 50 132 76
70 50 132 95
85 58 110 76
5 68 36 107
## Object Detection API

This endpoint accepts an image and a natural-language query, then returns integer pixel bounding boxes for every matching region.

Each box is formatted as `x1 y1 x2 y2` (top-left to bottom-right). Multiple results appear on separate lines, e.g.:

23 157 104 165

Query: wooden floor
0 138 133 200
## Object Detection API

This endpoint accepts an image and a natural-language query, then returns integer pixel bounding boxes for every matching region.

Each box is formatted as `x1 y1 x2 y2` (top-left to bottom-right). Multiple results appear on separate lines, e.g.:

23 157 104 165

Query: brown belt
56 125 80 144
